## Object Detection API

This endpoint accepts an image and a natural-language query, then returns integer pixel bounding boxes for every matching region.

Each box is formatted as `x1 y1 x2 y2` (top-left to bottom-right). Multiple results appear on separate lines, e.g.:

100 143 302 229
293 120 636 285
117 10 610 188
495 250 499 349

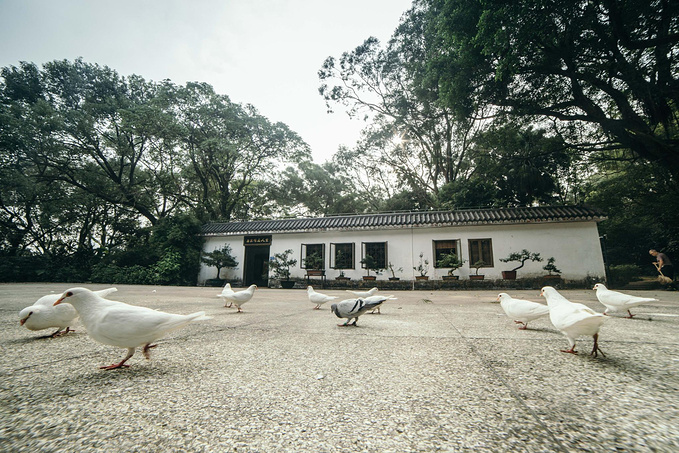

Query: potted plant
360 254 383 281
470 260 486 280
334 270 349 281
387 262 403 281
268 249 297 289
201 245 239 286
436 252 465 280
499 249 542 279
303 251 325 276
542 257 562 280
413 252 430 280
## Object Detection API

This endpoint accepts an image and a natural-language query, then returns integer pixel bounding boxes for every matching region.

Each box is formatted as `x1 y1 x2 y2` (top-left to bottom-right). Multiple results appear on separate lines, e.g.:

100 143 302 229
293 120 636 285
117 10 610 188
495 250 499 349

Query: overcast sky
0 0 413 162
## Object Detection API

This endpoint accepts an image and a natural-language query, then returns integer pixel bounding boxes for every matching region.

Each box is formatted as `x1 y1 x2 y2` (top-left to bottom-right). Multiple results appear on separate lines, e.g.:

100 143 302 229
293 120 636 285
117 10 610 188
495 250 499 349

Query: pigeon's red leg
142 343 158 360
625 310 635 319
518 323 528 330
560 346 578 354
101 348 135 370
51 327 74 337
314 305 320 310
590 333 606 357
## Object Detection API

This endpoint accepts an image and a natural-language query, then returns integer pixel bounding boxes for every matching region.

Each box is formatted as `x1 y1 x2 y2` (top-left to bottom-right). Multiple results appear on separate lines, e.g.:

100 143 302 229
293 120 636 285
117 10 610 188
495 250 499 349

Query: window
301 243 325 269
468 239 493 267
433 240 459 268
330 243 355 269
361 242 387 269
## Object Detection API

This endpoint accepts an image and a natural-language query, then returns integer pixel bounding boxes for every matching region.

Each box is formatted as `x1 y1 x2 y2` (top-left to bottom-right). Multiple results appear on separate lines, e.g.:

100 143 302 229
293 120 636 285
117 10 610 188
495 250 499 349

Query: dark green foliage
608 265 642 288
543 257 561 276
586 161 679 270
90 214 204 285
361 254 384 276
0 59 308 284
436 252 464 275
500 250 543 272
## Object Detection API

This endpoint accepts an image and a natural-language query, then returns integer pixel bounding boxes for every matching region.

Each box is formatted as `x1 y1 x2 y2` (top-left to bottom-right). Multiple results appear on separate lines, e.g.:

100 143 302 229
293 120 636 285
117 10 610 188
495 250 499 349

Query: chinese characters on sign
244 236 272 246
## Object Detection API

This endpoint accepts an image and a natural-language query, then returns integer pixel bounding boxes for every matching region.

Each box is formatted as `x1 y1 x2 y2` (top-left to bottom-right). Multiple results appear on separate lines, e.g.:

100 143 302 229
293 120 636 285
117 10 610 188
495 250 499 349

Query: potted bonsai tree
334 250 351 281
360 254 383 281
335 269 350 281
499 249 542 280
268 249 297 289
201 245 239 286
413 252 430 280
303 251 324 276
436 252 465 280
542 257 562 280
387 262 403 281
470 259 486 280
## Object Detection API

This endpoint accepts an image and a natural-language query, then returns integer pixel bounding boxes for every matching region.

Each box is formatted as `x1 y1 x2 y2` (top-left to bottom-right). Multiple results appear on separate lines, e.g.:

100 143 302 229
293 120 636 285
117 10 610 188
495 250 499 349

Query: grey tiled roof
201 206 605 236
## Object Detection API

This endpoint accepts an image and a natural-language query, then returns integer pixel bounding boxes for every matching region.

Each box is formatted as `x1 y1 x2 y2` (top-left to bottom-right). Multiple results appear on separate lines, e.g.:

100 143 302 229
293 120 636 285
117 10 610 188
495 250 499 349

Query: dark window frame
361 242 388 269
433 240 460 268
301 243 325 270
468 239 494 267
330 242 355 269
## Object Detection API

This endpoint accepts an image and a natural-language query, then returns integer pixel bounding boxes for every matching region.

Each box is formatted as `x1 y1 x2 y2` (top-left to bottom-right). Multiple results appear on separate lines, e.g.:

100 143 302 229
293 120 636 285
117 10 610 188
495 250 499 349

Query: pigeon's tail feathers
94 287 118 298
187 311 212 322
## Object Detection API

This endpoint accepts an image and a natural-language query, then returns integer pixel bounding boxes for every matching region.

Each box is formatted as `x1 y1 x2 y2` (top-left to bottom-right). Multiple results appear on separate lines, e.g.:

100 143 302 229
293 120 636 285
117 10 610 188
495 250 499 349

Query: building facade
199 206 606 286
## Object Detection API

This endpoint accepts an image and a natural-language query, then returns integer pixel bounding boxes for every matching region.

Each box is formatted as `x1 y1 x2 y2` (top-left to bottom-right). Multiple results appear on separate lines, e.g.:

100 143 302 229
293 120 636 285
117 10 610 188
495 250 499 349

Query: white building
198 206 606 286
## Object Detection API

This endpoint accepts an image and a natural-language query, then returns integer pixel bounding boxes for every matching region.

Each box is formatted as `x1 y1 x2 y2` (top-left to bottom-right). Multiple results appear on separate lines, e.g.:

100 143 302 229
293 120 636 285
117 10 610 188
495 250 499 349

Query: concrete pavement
1 283 678 452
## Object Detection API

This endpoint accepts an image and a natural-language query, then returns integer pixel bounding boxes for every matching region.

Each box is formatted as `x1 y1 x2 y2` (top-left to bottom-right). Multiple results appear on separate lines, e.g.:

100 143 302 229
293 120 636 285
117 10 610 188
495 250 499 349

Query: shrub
608 264 642 287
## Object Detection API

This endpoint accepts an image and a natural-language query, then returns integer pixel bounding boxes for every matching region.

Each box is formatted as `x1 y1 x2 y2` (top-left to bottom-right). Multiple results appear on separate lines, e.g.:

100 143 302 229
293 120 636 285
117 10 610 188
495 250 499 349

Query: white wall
198 221 605 284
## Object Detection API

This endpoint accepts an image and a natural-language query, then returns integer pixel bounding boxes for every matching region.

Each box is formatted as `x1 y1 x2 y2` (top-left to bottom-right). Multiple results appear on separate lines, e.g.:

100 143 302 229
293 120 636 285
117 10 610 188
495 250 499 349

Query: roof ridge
201 206 605 236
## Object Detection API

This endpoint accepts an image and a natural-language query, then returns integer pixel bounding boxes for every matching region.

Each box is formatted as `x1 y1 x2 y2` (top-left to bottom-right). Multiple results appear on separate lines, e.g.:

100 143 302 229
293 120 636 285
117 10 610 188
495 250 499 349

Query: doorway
244 245 270 287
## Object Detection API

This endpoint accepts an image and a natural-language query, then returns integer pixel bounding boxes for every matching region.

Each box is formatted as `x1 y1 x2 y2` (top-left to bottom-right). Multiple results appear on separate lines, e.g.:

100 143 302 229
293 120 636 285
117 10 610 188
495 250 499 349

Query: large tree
427 0 679 180
169 82 310 222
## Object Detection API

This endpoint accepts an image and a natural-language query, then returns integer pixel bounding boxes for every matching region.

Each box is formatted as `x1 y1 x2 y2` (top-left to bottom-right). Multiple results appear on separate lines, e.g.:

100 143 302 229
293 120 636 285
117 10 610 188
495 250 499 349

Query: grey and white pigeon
331 298 384 326
53 287 211 370
307 286 337 309
19 287 118 337
541 286 607 357
593 283 657 318
497 292 549 330
364 295 397 314
219 284 257 312
346 287 378 298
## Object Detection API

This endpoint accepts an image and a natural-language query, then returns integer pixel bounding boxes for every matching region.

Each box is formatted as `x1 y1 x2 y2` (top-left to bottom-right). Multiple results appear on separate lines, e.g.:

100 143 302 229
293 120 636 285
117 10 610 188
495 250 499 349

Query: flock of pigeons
16 282 657 370
499 284 658 357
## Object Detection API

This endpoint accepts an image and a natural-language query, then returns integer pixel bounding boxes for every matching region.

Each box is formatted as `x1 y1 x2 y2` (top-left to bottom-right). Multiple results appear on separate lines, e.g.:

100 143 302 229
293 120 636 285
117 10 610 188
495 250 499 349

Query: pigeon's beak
20 314 29 326
53 296 66 306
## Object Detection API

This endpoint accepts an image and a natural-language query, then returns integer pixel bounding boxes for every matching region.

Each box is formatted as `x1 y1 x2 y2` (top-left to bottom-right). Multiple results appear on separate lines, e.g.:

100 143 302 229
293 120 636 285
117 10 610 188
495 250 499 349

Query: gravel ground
1 283 678 452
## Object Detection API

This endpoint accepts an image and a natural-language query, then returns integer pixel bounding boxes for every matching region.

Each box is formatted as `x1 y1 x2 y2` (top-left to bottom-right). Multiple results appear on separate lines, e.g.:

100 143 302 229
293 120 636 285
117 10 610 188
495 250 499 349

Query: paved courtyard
1 283 678 452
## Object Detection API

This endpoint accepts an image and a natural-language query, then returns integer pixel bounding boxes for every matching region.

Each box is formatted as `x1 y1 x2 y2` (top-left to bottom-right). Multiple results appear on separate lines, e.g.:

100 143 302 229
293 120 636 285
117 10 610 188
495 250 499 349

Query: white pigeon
219 284 257 312
364 295 397 314
217 282 236 307
346 287 379 298
331 298 384 326
53 287 211 370
19 287 118 337
497 292 550 330
307 286 337 309
540 286 607 357
593 283 657 318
